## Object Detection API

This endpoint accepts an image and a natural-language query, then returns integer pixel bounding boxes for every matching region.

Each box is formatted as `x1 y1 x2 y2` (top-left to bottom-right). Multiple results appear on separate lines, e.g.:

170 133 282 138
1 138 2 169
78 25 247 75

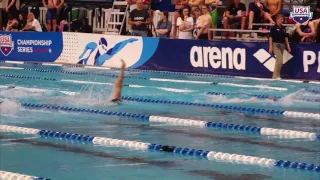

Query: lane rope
18 102 320 140
1 125 319 172
206 92 320 103
120 96 320 119
1 67 288 91
1 62 319 84
0 170 49 180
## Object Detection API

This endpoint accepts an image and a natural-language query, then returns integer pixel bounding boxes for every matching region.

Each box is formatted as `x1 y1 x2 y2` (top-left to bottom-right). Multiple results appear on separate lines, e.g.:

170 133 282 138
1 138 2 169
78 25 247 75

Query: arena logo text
16 39 53 53
190 46 246 70
303 51 320 73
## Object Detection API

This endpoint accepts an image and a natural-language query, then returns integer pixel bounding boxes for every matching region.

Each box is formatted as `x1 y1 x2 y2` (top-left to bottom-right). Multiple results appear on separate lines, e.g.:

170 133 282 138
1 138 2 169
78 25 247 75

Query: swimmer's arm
113 61 125 100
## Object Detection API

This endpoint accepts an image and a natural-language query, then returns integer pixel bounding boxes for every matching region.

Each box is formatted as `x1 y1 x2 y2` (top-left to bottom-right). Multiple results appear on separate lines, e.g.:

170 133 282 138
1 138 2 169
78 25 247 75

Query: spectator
248 0 275 30
156 11 172 38
222 0 246 38
43 0 64 32
194 5 212 40
205 0 220 40
173 0 188 38
268 14 290 79
193 7 201 24
128 0 151 36
177 7 194 39
6 0 18 19
291 19 319 43
313 0 320 20
5 14 18 31
189 0 203 12
265 0 281 18
0 0 4 30
21 12 42 32
17 13 26 30
127 0 149 11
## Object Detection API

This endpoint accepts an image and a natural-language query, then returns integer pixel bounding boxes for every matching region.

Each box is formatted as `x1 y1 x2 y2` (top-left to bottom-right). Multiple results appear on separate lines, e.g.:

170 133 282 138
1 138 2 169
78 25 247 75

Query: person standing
43 0 64 32
128 0 151 36
6 0 18 19
0 0 5 30
156 11 172 38
268 14 291 79
194 5 212 40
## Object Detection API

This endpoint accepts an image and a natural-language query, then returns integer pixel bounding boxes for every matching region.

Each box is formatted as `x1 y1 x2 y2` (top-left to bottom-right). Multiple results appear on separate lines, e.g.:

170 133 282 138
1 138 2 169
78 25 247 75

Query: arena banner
55 32 160 68
139 39 320 80
0 32 63 62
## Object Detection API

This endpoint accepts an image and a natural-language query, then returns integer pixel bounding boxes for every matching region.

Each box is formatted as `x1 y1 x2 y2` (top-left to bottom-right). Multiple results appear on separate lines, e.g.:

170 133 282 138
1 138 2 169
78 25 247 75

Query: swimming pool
0 61 319 180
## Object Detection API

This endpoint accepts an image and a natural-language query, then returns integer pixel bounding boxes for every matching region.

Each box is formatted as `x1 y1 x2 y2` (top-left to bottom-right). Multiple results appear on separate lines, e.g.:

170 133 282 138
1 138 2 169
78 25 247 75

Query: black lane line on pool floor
99 121 318 153
188 170 271 180
0 136 177 168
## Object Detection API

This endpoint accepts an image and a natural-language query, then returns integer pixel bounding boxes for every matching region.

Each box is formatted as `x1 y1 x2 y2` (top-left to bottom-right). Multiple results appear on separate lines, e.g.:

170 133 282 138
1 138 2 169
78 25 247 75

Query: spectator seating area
1 0 319 42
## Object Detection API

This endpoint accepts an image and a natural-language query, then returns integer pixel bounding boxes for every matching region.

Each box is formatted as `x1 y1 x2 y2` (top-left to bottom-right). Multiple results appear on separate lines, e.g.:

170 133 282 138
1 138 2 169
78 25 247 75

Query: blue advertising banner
0 32 63 62
139 39 320 80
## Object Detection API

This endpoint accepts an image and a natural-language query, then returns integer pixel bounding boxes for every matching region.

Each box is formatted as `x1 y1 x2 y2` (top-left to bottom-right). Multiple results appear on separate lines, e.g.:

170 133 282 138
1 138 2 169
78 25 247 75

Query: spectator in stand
265 0 281 18
42 0 64 32
194 5 212 40
6 0 18 19
189 0 203 12
177 7 194 39
173 0 189 38
128 0 151 36
0 0 5 30
193 7 201 23
222 0 246 38
291 19 320 43
17 13 26 30
268 14 291 79
5 14 18 31
127 0 149 11
248 0 275 30
313 0 320 20
156 11 172 38
21 12 42 32
205 0 220 40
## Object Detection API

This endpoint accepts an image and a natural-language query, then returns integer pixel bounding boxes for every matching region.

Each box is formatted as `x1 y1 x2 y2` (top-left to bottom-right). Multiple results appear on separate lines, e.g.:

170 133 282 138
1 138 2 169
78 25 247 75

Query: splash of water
0 98 21 115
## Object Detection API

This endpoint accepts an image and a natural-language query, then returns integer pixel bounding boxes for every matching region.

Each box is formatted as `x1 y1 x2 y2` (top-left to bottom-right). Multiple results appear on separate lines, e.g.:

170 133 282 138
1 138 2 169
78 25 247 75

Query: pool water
0 62 319 180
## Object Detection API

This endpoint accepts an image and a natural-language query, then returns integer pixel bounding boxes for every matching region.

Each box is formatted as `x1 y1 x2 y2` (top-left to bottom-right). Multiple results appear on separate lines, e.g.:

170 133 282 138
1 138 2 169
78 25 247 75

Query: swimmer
110 59 126 104
230 96 278 102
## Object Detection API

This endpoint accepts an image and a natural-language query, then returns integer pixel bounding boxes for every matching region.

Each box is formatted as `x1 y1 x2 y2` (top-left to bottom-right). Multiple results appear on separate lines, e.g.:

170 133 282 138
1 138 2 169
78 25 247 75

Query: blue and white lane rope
0 170 49 180
0 85 77 96
19 103 320 140
120 96 320 119
2 61 320 84
1 125 319 172
206 92 320 103
0 68 287 91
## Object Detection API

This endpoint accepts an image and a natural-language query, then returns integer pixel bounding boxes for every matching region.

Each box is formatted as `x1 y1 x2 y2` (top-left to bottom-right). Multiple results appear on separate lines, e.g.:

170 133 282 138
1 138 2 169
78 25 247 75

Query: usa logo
290 6 313 24
0 34 14 56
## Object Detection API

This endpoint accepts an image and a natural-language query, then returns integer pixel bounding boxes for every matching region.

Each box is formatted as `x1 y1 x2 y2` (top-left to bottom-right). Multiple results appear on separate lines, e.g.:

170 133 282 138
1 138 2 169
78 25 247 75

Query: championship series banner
0 32 319 80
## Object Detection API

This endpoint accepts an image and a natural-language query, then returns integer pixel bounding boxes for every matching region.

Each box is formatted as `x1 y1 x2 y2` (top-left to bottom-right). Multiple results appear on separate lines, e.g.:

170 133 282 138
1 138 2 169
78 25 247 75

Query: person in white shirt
21 12 42 32
176 7 194 39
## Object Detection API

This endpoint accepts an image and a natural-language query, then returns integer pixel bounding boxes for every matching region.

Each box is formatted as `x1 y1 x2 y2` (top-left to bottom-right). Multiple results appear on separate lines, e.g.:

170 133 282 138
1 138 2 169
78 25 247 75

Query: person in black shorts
110 60 126 104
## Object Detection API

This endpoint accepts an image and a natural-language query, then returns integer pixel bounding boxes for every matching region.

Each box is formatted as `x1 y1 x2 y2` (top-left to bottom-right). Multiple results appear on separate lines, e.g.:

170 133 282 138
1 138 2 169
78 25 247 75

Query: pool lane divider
0 170 49 180
0 85 77 96
206 92 320 103
0 68 287 91
120 96 320 119
0 125 319 172
19 103 320 140
2 62 320 84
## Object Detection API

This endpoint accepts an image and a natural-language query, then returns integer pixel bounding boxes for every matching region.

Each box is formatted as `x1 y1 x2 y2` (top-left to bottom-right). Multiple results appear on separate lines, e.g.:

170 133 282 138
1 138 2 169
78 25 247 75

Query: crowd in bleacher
0 0 319 43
